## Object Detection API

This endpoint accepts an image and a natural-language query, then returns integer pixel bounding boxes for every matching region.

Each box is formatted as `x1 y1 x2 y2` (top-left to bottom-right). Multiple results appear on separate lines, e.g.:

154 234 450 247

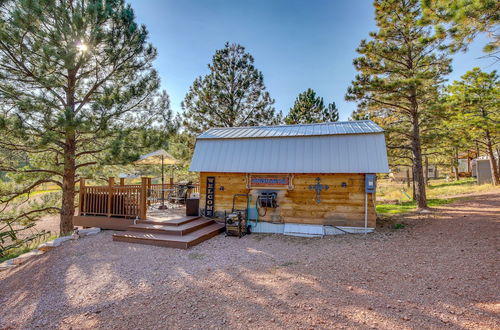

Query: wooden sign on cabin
205 176 215 217
247 174 293 190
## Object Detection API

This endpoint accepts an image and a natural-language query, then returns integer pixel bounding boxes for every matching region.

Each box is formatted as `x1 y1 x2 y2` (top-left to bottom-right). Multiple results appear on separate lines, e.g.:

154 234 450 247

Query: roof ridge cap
204 120 374 132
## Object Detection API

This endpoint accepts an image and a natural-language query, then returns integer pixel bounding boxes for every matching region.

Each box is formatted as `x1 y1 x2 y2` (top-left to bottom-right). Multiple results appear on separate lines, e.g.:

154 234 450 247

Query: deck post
147 177 152 206
108 177 114 217
119 178 125 186
79 177 85 216
140 177 148 220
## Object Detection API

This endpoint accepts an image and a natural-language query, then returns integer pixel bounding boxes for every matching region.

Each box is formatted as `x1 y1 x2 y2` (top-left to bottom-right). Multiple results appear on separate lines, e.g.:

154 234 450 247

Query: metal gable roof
190 121 389 174
197 120 383 140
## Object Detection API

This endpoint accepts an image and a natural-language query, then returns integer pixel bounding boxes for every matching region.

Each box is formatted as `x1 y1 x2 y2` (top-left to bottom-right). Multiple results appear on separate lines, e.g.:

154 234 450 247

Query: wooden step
138 215 200 226
112 223 224 249
128 218 214 236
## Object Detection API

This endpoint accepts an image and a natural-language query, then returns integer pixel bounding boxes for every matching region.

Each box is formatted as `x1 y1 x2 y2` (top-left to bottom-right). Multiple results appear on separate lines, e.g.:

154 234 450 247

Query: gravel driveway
1 190 499 329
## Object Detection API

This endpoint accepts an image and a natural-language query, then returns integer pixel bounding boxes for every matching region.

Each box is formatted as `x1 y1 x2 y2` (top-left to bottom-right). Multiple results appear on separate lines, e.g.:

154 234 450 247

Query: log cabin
190 120 389 237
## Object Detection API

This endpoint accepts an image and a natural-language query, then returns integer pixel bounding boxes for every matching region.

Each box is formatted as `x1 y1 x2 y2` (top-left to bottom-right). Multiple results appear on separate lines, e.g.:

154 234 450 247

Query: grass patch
0 245 34 263
426 178 493 198
427 179 475 189
18 189 60 199
0 233 58 263
377 177 496 210
376 203 415 214
376 198 455 214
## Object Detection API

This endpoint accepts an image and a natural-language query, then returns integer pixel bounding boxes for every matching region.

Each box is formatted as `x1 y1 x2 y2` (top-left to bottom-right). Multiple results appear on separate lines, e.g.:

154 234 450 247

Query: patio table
158 188 175 209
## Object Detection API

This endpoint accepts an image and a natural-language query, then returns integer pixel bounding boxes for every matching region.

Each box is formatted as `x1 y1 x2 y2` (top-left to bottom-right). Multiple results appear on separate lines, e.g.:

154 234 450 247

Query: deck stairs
112 216 224 249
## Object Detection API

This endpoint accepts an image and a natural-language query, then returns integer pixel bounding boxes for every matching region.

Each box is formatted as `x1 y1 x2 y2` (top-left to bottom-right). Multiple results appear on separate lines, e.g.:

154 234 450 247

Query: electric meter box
365 174 376 193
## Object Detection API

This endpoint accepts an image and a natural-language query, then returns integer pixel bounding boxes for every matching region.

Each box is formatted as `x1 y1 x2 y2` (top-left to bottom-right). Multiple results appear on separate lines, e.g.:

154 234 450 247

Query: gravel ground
0 190 499 329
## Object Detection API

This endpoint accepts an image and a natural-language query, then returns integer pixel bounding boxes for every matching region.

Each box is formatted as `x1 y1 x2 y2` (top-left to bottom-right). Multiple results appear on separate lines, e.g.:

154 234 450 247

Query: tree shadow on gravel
0 192 498 329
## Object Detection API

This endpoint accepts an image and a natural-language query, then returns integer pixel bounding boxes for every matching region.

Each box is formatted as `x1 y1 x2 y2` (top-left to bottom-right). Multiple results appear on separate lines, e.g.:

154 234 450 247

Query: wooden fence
78 177 199 220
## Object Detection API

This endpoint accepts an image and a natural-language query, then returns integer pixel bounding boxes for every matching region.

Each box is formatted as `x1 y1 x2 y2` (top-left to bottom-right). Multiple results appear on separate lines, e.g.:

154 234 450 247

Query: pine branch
0 167 63 177
1 207 60 223
0 179 62 204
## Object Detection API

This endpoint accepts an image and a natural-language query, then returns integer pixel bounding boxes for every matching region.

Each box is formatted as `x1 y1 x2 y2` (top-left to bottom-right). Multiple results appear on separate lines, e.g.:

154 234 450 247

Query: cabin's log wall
200 173 250 213
199 172 376 227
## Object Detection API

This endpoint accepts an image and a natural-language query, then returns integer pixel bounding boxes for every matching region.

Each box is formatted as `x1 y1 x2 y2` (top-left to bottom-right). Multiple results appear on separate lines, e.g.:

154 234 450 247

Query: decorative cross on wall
309 177 329 204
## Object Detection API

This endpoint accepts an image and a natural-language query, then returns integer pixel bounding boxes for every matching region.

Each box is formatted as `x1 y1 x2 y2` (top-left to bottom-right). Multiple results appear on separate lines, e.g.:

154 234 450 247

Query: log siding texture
199 172 376 228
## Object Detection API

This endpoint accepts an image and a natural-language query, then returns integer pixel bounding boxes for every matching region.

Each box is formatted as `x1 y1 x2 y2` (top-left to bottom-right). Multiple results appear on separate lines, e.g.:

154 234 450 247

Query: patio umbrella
134 149 177 184
135 149 177 209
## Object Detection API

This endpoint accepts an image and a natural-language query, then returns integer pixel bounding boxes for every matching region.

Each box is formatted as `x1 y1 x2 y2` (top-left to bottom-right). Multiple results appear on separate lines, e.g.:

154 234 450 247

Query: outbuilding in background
474 155 499 185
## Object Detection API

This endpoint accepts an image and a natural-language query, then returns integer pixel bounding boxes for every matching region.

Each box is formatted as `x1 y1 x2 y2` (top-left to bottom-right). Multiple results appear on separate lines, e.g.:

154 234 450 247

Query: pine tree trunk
454 147 460 181
60 136 76 235
412 165 416 201
411 114 428 209
496 148 500 174
496 148 500 177
485 130 499 185
61 72 77 235
424 156 429 186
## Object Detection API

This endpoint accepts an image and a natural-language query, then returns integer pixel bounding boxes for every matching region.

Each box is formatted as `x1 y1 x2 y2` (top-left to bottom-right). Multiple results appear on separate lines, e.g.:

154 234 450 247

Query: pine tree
421 0 500 58
444 68 500 185
346 0 452 210
0 0 173 234
349 108 371 121
182 42 281 134
285 88 339 124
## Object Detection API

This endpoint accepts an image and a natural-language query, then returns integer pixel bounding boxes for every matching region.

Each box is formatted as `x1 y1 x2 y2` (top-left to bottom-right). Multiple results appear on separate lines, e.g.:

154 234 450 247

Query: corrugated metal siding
190 133 389 173
197 120 383 140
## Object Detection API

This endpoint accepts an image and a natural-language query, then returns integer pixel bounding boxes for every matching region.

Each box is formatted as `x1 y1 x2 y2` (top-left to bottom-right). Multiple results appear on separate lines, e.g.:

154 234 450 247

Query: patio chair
169 185 189 204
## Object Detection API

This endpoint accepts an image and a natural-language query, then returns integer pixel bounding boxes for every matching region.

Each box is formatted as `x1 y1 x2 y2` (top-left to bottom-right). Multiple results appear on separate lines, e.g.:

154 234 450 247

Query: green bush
0 221 50 261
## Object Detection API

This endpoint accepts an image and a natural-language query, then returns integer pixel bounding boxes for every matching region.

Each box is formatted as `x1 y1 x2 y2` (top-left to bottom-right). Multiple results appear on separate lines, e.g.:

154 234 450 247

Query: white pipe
364 192 368 234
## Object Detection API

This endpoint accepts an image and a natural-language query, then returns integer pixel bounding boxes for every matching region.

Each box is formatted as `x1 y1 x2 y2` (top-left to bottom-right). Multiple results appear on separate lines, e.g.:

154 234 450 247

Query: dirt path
1 190 499 329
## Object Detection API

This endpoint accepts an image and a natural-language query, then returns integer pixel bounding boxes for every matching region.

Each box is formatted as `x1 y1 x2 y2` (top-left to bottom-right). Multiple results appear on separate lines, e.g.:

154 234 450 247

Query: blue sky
128 0 497 121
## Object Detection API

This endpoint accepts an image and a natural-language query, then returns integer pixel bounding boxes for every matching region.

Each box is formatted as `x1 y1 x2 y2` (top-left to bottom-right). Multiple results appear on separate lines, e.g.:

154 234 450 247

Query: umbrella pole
160 155 166 209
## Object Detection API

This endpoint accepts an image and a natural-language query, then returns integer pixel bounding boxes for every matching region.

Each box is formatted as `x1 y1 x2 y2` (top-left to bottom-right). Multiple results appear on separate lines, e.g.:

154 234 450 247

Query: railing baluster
77 180 200 219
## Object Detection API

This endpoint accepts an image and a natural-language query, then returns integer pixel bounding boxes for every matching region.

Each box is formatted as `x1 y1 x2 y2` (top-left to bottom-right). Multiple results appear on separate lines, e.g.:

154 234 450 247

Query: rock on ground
76 228 101 237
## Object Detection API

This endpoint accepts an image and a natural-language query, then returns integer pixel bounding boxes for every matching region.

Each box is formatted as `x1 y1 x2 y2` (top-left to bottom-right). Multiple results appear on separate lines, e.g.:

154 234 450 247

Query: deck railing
78 177 199 220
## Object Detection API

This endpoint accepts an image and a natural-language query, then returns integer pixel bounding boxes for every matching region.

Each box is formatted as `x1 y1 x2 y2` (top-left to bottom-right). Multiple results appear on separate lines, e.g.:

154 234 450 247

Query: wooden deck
74 214 135 231
75 178 219 249
74 205 189 230
77 177 200 222
112 216 224 249
75 214 224 249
